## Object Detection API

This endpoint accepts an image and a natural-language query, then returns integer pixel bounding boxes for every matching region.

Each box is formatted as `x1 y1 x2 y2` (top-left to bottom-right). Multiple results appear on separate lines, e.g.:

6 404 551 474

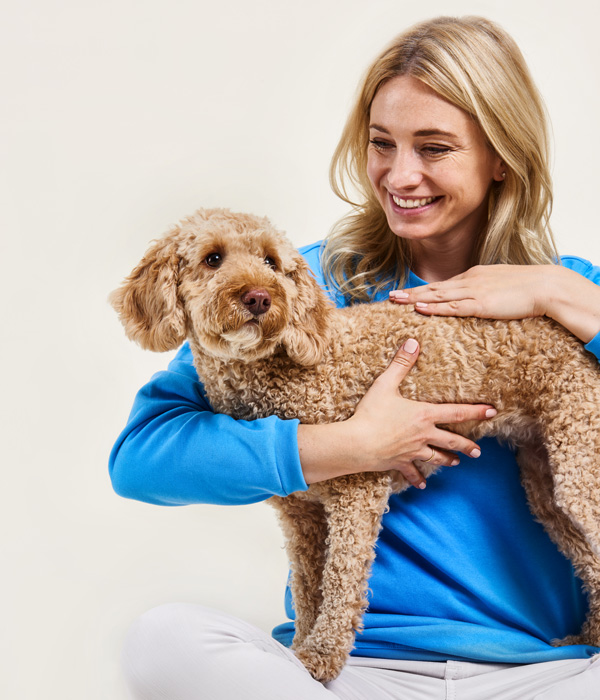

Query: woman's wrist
542 265 600 343
298 422 363 485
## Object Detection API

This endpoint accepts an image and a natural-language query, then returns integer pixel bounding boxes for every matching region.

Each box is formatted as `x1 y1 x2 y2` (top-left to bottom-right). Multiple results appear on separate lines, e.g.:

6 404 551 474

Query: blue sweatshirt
109 248 600 663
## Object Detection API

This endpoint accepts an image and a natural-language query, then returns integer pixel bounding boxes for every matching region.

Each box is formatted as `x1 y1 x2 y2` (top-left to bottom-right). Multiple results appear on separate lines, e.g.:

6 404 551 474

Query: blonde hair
323 16 558 302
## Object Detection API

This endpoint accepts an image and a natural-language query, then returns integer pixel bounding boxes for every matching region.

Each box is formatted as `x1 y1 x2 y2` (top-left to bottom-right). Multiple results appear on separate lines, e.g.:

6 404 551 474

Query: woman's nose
387 151 423 190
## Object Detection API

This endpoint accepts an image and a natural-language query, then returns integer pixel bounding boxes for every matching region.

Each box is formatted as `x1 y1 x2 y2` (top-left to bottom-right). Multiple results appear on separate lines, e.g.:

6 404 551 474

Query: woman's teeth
392 195 435 209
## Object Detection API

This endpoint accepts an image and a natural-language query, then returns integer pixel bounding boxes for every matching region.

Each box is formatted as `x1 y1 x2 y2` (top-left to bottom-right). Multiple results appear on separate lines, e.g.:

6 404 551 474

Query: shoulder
166 342 199 378
298 240 348 307
298 240 325 276
298 240 396 307
163 343 210 403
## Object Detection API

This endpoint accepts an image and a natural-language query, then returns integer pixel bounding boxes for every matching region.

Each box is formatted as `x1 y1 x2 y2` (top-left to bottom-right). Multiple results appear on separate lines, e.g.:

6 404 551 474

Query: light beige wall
2 1 598 697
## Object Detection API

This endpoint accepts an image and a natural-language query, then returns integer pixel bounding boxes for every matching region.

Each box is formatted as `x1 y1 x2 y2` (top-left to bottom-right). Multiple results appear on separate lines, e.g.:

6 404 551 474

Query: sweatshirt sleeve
561 256 600 361
108 343 308 506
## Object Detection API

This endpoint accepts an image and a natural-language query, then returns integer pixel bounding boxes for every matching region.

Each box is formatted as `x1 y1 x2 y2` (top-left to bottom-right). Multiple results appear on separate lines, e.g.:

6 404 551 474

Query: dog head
110 208 332 366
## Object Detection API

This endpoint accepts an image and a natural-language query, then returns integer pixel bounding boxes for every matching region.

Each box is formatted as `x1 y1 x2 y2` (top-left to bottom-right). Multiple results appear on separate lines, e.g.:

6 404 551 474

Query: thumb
383 338 420 383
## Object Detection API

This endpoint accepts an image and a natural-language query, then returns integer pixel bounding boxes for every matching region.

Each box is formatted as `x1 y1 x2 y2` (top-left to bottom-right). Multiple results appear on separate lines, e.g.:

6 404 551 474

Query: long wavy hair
323 16 558 302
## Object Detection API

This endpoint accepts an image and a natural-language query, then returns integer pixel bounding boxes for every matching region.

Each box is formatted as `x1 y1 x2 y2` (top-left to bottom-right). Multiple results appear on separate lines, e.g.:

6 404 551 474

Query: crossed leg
121 604 600 700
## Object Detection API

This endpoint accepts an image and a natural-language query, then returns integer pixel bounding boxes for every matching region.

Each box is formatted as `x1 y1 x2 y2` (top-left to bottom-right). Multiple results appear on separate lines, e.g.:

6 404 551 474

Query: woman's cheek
366 159 383 201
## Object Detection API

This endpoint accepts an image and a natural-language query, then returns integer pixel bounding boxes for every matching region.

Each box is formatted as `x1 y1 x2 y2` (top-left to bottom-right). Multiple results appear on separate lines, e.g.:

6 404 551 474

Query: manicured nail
418 482 426 490
390 290 409 299
403 338 419 354
470 448 481 458
415 302 428 308
451 458 460 466
485 408 497 418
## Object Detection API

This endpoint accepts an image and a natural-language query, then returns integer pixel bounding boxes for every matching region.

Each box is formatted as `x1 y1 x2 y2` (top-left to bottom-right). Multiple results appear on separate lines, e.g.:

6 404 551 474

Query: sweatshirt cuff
273 418 308 495
584 330 600 361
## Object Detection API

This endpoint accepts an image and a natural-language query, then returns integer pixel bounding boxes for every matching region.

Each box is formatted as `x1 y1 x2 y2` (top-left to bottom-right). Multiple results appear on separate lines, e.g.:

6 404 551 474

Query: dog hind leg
518 442 600 646
536 392 600 648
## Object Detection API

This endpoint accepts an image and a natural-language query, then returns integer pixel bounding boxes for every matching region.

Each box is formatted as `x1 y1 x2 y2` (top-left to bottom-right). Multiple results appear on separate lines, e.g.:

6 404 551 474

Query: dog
111 207 600 682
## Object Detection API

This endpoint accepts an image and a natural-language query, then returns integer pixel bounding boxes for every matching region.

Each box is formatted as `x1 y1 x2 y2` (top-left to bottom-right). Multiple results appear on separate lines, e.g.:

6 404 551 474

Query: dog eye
264 256 277 270
205 253 223 268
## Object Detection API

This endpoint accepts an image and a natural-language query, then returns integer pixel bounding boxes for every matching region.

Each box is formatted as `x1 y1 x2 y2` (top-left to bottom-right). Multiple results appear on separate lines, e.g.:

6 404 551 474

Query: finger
394 461 427 490
413 299 481 317
430 428 483 459
429 403 497 425
389 280 467 304
414 446 460 468
379 338 420 383
403 447 460 490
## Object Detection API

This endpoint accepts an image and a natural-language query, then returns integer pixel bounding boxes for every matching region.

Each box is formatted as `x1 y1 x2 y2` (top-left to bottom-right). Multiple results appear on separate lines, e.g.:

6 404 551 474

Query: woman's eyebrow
369 124 390 133
369 124 458 139
414 129 458 138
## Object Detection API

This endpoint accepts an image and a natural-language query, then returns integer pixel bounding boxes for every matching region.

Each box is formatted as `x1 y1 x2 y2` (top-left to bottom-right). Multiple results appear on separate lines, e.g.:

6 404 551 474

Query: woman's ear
281 253 332 366
493 158 506 182
110 235 186 352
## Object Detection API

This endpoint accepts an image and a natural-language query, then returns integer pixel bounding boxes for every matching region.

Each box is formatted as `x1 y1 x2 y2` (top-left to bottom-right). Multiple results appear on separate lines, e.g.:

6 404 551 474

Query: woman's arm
109 343 308 506
543 262 600 344
389 259 600 349
110 341 497 500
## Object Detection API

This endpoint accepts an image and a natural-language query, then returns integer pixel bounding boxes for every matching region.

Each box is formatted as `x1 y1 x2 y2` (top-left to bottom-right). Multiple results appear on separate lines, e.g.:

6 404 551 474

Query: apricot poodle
111 208 600 682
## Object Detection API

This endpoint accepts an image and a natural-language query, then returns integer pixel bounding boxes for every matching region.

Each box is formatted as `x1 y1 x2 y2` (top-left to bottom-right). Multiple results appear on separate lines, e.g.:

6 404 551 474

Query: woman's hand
389 264 600 343
298 339 497 489
389 264 548 320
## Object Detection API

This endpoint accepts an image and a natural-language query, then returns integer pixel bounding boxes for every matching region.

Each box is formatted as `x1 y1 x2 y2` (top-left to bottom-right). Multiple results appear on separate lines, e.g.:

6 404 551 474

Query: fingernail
470 448 481 458
451 458 460 466
415 302 428 308
403 338 419 354
418 482 426 490
390 290 409 299
485 408 497 418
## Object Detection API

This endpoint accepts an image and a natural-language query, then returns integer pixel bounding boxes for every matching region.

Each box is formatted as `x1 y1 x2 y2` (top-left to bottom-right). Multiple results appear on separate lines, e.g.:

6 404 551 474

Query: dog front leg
293 472 392 682
269 495 328 648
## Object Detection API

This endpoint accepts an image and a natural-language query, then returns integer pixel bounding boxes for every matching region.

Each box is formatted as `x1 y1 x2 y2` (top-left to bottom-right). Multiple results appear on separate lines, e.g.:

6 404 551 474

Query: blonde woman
112 16 600 699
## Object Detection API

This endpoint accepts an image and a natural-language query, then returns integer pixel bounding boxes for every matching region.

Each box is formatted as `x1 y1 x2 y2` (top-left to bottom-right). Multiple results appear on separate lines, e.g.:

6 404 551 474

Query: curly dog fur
112 208 600 682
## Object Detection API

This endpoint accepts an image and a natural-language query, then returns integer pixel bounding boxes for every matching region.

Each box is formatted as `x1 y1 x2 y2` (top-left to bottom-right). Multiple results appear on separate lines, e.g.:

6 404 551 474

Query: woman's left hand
389 263 600 344
389 264 549 320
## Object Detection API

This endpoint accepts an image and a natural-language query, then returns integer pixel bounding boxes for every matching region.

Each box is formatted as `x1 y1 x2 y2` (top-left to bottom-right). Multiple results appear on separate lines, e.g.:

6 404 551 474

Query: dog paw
552 619 600 648
294 645 347 682
551 634 587 647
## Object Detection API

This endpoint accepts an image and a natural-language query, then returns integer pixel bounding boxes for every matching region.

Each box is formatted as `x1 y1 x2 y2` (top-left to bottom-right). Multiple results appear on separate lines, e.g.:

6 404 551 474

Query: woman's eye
369 138 393 151
422 145 451 156
205 253 223 268
264 256 277 270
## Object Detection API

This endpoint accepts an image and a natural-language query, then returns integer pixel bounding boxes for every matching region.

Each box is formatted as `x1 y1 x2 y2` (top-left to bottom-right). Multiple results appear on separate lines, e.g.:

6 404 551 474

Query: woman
111 16 600 699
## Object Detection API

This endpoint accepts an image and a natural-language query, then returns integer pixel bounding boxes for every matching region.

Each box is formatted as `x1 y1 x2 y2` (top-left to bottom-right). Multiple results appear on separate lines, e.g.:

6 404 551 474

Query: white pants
122 604 600 700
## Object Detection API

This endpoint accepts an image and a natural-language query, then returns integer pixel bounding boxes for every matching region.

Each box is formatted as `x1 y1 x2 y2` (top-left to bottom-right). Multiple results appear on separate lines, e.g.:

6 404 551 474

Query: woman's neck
408 232 478 283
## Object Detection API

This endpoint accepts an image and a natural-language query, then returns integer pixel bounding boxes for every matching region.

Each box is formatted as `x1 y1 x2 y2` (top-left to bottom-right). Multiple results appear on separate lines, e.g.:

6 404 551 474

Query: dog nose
241 289 272 316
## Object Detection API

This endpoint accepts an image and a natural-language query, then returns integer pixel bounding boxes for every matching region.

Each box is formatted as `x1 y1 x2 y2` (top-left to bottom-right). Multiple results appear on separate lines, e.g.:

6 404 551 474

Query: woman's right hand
298 338 497 488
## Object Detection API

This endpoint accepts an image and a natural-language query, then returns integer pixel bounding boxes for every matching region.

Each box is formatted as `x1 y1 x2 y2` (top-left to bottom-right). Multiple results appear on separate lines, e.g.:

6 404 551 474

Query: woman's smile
389 193 442 213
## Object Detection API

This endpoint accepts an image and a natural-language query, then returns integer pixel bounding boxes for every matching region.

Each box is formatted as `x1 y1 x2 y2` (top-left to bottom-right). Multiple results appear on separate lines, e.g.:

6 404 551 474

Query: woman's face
366 75 503 252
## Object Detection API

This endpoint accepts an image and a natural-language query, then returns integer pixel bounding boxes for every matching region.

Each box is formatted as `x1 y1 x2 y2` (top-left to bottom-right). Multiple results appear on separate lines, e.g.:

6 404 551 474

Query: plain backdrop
2 0 599 697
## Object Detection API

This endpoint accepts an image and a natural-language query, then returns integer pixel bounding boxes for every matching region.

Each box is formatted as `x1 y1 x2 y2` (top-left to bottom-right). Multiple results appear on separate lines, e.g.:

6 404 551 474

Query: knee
123 602 221 655
121 603 217 697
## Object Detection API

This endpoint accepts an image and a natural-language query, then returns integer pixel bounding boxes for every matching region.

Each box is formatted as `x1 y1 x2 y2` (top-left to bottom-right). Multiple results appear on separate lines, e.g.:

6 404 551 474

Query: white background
2 0 599 697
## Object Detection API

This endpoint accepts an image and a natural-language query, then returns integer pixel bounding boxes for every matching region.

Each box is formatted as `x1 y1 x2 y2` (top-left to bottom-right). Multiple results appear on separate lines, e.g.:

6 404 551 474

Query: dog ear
110 236 186 352
281 253 332 366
